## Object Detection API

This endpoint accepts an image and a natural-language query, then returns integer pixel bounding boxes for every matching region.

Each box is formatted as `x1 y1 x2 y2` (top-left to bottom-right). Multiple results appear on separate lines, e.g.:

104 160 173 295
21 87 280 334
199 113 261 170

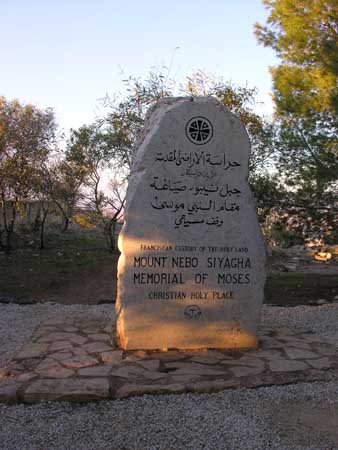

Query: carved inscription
132 245 252 301
151 123 243 229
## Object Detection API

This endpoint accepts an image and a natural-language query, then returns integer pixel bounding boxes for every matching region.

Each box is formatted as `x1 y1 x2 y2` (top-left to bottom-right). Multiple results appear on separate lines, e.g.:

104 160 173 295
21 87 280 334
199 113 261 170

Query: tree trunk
3 200 16 254
39 207 49 249
111 220 117 252
1 193 7 251
32 202 42 233
62 216 69 233
0 229 4 251
53 201 70 233
104 219 118 253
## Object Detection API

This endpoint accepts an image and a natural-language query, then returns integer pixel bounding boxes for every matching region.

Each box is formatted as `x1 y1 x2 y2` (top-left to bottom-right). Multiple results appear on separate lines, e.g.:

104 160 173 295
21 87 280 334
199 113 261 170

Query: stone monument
116 97 266 350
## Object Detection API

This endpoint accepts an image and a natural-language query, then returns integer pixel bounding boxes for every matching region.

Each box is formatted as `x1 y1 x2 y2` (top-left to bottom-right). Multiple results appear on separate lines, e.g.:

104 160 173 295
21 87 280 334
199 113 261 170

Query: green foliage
0 96 57 250
255 0 338 195
0 97 56 198
275 115 338 187
254 0 338 118
255 0 338 245
66 124 113 170
64 124 126 251
99 70 175 172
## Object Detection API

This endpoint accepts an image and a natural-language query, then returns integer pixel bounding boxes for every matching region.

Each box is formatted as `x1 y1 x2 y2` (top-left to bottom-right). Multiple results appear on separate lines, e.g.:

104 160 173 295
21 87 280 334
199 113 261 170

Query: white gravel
261 303 338 346
0 303 113 367
0 303 338 450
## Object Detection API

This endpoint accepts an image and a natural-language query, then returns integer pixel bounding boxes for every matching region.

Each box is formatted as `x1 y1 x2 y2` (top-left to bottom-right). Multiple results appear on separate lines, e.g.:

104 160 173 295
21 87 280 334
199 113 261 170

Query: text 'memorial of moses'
116 97 266 350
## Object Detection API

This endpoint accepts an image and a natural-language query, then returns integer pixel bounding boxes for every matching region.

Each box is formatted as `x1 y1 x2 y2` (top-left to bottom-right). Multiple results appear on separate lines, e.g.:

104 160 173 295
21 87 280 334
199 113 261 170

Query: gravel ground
0 303 113 367
1 303 338 450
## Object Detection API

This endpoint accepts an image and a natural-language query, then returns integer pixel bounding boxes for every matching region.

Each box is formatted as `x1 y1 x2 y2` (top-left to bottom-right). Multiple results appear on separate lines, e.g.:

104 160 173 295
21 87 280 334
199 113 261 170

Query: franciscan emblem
186 116 213 145
184 305 202 320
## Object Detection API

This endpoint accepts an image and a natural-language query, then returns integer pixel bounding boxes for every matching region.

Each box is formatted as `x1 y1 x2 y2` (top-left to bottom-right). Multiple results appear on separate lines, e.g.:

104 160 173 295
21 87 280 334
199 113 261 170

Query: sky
0 0 278 132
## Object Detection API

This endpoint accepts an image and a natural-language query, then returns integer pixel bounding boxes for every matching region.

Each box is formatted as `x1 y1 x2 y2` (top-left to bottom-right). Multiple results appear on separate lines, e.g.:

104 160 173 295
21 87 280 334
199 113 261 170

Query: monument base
116 320 258 351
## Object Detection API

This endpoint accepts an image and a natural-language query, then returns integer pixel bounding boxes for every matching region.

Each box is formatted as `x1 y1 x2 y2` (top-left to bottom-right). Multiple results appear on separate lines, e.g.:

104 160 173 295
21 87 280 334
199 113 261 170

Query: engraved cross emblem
186 116 213 145
184 305 202 320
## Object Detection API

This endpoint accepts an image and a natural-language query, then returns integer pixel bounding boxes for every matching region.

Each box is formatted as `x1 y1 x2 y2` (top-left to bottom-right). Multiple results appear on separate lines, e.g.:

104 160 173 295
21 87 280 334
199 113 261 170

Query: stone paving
0 317 337 403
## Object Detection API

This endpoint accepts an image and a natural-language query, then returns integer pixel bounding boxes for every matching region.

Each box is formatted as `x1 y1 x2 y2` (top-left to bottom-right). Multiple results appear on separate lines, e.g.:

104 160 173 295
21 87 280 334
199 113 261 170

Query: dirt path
0 250 118 305
33 260 118 304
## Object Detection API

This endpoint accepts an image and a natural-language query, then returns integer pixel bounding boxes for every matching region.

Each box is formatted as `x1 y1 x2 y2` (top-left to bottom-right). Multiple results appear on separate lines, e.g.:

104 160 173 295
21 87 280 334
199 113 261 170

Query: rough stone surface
49 351 74 362
269 359 310 372
247 349 282 359
15 372 37 382
36 366 75 379
23 378 110 402
135 359 161 371
191 379 241 393
100 350 123 365
1 314 337 404
0 367 11 378
61 355 99 369
229 365 264 377
306 357 332 369
83 342 112 354
111 366 167 381
37 332 79 342
35 358 62 373
116 97 266 350
49 341 74 352
284 347 320 360
259 336 282 349
78 365 113 377
15 343 49 359
0 380 20 403
221 356 265 368
115 383 186 399
165 361 225 376
87 333 110 341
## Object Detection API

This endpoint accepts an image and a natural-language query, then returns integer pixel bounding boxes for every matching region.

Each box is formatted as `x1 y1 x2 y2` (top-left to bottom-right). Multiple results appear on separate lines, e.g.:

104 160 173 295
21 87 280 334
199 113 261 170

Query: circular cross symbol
186 116 213 145
184 305 202 320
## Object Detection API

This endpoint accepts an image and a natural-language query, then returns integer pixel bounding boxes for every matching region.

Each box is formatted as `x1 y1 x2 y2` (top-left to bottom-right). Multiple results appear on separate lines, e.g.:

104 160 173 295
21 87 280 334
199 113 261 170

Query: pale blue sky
1 0 277 131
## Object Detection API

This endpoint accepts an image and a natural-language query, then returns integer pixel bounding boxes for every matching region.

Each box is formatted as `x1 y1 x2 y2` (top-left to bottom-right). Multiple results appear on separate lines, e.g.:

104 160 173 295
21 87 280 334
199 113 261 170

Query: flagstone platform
0 317 337 403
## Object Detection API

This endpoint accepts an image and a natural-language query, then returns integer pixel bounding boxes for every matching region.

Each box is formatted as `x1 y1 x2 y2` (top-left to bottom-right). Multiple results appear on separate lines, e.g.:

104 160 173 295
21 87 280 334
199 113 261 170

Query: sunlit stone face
115 97 266 350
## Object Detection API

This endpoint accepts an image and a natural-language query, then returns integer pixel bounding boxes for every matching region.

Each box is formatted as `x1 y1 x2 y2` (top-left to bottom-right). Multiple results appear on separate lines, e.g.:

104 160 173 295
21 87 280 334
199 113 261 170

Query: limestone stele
115 97 266 351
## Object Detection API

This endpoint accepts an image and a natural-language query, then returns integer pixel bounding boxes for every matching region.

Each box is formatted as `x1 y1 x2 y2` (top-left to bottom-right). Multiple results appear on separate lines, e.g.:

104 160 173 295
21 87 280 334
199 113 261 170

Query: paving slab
306 357 332 369
115 383 186 399
135 359 161 371
61 355 99 369
78 365 114 377
0 316 337 403
0 379 21 404
284 347 320 360
269 359 310 372
23 378 110 402
15 343 49 359
83 342 112 353
87 333 110 341
49 341 74 352
100 350 123 364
